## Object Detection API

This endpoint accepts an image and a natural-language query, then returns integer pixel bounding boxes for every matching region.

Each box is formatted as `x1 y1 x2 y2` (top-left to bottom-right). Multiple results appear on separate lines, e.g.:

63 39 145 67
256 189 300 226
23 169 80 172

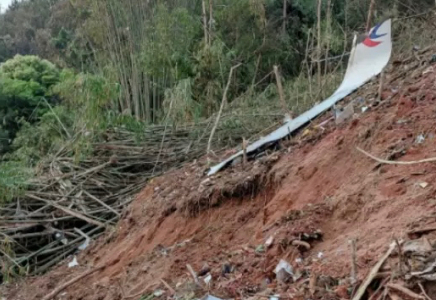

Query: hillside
3 45 436 300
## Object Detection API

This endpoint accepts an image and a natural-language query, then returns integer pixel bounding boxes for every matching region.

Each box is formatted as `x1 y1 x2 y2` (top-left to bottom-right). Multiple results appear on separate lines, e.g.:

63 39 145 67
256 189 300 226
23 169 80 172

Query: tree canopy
0 54 60 153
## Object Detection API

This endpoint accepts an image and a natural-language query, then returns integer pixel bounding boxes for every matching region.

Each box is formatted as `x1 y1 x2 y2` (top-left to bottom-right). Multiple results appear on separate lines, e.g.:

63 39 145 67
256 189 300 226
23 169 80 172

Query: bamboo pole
273 65 290 117
207 64 242 158
282 0 287 35
209 0 213 46
365 0 376 33
316 0 322 92
202 0 209 46
324 0 332 77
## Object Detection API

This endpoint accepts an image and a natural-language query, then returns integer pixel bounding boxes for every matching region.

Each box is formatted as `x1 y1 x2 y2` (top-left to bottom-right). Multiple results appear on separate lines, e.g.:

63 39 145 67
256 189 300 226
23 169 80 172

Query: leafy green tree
0 55 60 153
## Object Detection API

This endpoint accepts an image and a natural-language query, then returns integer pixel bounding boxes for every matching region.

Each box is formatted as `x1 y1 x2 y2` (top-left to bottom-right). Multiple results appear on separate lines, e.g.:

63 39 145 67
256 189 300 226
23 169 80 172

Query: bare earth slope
3 53 436 300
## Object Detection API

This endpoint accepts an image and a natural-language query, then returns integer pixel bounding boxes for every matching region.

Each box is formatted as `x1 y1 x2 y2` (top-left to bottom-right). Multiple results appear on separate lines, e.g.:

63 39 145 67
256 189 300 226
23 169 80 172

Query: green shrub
0 55 60 153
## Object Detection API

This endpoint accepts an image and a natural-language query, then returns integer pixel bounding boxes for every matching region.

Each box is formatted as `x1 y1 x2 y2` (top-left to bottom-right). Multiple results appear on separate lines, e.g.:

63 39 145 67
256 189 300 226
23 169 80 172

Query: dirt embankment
4 54 436 300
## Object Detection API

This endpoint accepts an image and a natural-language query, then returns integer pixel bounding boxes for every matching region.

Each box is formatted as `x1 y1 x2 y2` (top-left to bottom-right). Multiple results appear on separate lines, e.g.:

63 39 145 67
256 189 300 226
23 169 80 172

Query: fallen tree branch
160 278 176 295
386 283 425 300
356 147 436 165
83 190 120 217
350 239 357 285
407 226 436 236
41 265 105 300
291 240 311 250
352 242 396 300
186 264 200 285
418 282 432 300
27 194 107 228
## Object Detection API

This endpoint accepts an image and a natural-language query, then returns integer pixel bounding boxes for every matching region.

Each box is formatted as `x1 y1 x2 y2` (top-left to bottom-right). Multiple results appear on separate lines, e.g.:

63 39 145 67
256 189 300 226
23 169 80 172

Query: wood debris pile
0 123 253 280
350 229 436 300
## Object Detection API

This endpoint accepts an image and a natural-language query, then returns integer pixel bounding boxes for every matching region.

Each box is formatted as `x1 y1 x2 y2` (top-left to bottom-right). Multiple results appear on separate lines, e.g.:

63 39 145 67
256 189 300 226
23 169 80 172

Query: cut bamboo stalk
273 65 291 117
207 63 242 158
365 0 376 33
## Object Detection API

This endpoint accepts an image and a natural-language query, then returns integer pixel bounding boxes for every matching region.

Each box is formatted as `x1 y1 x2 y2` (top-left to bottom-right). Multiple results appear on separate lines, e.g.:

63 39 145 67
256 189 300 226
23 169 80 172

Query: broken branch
352 242 396 300
42 266 105 300
386 283 425 300
356 147 436 165
207 63 242 158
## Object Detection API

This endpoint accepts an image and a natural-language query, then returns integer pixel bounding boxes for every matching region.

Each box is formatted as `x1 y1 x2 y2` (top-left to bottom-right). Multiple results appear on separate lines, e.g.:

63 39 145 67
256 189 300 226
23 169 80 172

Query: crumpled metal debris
55 232 68 245
153 289 164 297
68 256 79 268
265 236 274 248
334 102 355 125
415 134 425 144
78 237 90 251
204 273 212 285
274 259 294 283
403 237 436 281
201 295 223 300
419 182 429 189
402 238 432 254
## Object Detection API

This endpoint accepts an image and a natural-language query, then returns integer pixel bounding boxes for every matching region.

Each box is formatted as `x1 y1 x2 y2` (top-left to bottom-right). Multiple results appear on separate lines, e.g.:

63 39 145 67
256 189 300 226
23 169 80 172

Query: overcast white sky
0 0 14 12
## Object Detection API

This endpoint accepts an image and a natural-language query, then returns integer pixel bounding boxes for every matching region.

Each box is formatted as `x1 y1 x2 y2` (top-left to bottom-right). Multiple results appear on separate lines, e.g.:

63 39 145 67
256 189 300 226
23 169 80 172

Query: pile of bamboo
0 121 265 279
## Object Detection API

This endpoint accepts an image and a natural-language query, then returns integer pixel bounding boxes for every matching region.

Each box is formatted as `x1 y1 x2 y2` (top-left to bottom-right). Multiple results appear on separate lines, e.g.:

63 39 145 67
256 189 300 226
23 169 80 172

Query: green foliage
141 4 198 80
1 54 59 90
0 160 33 204
10 106 74 164
52 69 117 129
1 0 433 125
0 55 60 153
163 78 202 124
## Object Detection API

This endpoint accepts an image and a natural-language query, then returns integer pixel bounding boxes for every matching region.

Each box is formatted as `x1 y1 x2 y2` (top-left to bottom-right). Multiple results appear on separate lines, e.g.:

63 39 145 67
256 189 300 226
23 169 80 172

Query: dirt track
3 56 436 300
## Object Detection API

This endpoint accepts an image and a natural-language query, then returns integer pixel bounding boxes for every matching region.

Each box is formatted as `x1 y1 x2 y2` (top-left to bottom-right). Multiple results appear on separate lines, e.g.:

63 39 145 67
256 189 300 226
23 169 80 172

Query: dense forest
0 0 433 203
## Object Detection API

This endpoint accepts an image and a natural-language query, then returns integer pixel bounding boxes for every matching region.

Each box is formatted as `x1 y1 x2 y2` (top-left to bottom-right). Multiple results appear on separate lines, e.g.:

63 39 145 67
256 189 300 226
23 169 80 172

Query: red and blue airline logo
363 22 387 47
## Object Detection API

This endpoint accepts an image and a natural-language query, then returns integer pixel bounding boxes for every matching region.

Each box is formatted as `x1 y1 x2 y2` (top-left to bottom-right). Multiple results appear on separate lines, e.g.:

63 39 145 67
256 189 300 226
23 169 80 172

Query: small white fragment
355 97 364 104
419 182 429 189
283 114 293 123
423 66 434 75
204 273 212 285
68 256 79 268
274 259 293 275
153 289 164 297
317 252 324 259
361 106 368 113
416 134 425 144
78 238 90 251
295 258 303 264
265 236 274 248
201 295 223 300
